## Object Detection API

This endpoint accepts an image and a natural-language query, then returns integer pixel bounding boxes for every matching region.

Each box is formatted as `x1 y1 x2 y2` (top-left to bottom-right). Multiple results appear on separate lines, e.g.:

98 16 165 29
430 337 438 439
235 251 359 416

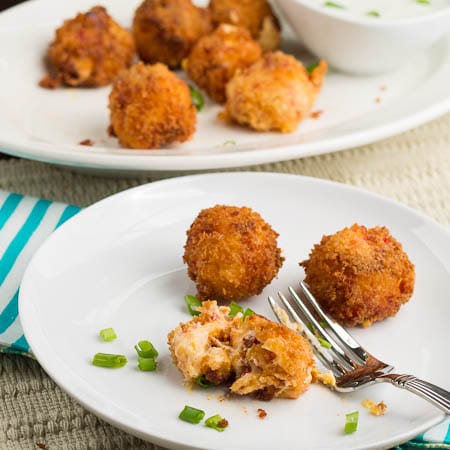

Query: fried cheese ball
209 0 280 52
183 205 284 302
183 24 262 103
108 62 196 149
300 224 415 328
40 6 135 88
132 0 212 68
224 51 327 133
168 300 315 399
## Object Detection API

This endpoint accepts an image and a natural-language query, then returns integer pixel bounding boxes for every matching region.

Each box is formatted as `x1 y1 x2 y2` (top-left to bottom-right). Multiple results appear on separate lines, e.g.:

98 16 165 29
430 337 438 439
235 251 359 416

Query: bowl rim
279 0 450 27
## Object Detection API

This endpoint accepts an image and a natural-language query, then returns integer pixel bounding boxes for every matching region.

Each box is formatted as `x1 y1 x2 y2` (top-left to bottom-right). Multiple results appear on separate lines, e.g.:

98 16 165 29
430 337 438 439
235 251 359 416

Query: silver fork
268 281 450 414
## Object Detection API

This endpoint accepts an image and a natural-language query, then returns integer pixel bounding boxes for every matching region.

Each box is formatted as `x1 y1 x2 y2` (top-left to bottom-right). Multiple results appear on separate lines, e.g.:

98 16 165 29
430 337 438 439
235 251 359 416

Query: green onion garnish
223 140 236 146
229 301 244 317
185 294 202 316
138 356 157 371
179 405 205 424
189 85 204 112
416 0 430 4
344 411 359 434
99 327 117 342
367 10 380 17
306 62 319 74
196 375 213 388
317 337 332 348
323 1 345 8
134 340 158 358
242 308 254 321
92 353 127 368
306 321 315 333
205 414 229 432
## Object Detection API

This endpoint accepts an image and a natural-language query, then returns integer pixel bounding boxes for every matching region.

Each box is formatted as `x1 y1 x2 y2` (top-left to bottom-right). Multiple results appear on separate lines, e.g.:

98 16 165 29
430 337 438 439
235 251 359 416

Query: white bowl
275 0 450 75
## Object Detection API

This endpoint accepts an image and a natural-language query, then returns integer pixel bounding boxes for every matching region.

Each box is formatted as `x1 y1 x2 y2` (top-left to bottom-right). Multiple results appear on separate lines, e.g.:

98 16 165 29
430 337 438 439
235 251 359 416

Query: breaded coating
224 52 327 133
133 0 212 68
168 301 315 399
108 62 196 149
40 6 135 88
183 205 284 302
209 0 280 52
183 24 262 103
300 224 415 327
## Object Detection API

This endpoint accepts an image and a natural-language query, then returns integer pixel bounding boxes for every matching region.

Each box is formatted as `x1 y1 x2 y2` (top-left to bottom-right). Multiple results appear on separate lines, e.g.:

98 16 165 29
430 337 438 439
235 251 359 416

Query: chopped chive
344 411 359 434
179 405 205 424
306 62 319 73
223 140 236 146
185 294 202 316
242 308 254 321
196 375 213 388
134 340 158 358
138 356 157 371
323 1 345 8
229 302 244 317
306 321 314 333
367 10 380 17
317 337 332 348
92 353 127 368
189 85 204 111
99 327 117 342
416 0 430 4
205 414 229 432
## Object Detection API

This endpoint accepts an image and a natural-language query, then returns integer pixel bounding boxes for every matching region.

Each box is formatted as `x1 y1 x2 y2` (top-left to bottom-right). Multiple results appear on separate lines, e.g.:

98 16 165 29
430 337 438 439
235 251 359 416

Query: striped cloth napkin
0 190 448 449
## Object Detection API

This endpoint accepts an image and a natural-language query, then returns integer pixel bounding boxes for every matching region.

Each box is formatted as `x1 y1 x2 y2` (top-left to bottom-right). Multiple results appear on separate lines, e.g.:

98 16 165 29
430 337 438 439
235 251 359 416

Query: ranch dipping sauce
316 0 450 19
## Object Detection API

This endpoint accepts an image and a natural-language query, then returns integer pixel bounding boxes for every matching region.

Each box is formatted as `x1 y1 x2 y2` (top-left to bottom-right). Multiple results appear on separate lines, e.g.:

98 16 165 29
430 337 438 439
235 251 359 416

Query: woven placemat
1 112 449 450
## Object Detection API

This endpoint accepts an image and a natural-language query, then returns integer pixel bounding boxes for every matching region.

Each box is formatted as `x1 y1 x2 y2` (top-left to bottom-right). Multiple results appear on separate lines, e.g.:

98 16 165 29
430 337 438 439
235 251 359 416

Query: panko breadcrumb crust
183 24 262 103
41 6 135 88
183 205 284 302
224 52 327 133
168 301 315 399
108 62 196 149
300 224 415 327
133 0 212 68
208 0 280 52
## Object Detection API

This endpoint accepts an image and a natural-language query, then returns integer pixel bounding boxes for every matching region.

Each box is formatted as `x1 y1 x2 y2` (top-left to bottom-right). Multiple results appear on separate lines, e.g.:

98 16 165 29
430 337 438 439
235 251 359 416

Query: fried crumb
379 85 387 91
257 408 267 419
362 399 387 416
310 110 323 119
312 367 336 387
272 303 302 332
39 75 60 89
218 418 229 428
217 394 226 403
242 406 248 414
79 139 94 146
207 394 212 400
375 96 381 103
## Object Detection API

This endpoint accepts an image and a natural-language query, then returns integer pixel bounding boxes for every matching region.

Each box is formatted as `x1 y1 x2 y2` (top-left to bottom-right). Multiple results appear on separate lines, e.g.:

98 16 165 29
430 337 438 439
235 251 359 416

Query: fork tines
268 281 368 378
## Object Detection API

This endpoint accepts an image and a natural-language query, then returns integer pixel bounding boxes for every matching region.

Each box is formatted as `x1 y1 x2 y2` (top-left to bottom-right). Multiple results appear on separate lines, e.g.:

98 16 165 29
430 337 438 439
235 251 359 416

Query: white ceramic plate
1 1 450 174
19 173 449 450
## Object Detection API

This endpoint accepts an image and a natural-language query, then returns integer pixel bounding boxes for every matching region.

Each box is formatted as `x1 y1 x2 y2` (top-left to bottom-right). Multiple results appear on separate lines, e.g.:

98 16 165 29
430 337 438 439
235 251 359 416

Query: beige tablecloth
0 112 449 450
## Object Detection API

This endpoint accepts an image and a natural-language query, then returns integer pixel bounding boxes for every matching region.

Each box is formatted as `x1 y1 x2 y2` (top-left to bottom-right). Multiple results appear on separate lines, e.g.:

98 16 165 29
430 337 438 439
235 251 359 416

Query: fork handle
378 373 450 414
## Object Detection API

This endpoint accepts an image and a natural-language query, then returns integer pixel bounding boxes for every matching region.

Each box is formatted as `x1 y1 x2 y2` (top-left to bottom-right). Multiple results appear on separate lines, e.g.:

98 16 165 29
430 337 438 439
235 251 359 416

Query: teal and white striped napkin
0 190 448 448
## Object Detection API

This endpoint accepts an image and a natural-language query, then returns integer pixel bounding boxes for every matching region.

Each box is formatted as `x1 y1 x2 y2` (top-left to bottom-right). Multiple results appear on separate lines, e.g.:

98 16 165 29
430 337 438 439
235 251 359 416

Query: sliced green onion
416 0 430 4
367 10 380 17
189 85 204 112
319 320 328 328
99 327 117 342
138 356 157 371
134 340 158 358
229 302 244 317
242 308 254 321
306 62 319 73
323 1 345 8
317 337 332 348
179 405 205 424
196 375 213 388
223 140 236 146
185 294 202 316
306 321 314 333
205 414 229 432
92 353 127 368
344 411 359 434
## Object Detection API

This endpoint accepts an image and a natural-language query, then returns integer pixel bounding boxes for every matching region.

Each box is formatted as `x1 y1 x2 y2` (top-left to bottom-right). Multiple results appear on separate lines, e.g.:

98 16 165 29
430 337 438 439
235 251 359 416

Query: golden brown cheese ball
168 300 315 399
300 224 415 328
209 0 280 52
108 62 196 149
224 51 327 133
183 24 262 103
132 0 212 68
183 205 284 302
40 6 135 88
